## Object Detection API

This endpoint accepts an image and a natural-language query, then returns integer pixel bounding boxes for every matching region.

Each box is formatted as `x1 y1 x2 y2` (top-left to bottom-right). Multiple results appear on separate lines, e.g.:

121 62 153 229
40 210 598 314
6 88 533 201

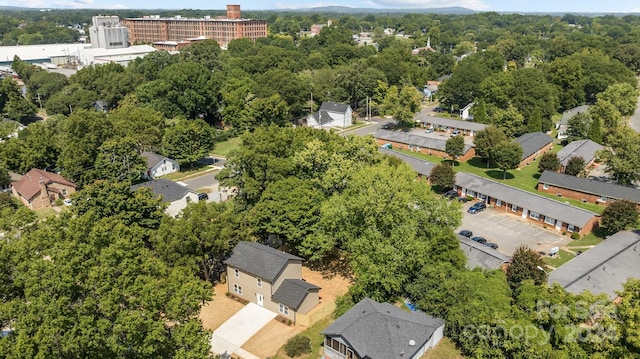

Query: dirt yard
241 265 351 358
199 282 244 331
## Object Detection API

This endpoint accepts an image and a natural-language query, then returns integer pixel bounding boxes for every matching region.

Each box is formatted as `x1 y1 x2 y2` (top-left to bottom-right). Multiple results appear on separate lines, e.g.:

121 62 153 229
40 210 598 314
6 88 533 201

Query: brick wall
518 142 553 169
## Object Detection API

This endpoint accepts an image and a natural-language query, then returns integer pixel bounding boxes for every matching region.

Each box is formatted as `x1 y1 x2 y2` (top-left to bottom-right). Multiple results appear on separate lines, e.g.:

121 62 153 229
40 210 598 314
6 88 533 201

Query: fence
296 301 335 327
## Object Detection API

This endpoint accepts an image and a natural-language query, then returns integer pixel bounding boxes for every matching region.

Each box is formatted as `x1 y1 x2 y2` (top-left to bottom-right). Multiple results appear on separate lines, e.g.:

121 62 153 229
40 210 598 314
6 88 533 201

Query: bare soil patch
199 282 244 331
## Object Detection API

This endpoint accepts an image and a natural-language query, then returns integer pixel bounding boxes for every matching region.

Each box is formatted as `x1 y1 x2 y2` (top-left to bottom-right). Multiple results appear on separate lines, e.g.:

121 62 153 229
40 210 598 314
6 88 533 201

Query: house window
496 200 502 207
511 204 518 212
477 193 486 200
529 212 540 220
62 189 67 196
567 224 577 232
234 268 239 278
279 304 289 315
544 216 556 225
599 196 608 203
543 183 548 190
467 190 476 197
233 284 242 295
257 278 262 288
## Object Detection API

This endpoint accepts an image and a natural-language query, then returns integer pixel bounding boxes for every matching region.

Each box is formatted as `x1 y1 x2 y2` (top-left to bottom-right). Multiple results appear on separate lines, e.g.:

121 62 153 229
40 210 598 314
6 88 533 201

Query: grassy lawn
422 337 464 359
566 227 607 247
210 136 242 157
395 147 604 214
543 249 576 268
161 162 212 181
272 317 332 359
35 207 57 220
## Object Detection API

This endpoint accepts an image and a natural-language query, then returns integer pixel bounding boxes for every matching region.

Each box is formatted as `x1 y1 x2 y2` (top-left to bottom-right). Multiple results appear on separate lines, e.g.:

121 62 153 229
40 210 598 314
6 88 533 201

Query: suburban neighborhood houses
1 6 640 359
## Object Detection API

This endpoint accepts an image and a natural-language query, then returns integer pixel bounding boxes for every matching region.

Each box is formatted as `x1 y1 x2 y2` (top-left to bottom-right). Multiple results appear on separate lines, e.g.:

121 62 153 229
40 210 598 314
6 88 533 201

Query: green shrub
333 293 355 318
570 232 580 240
54 198 63 206
284 335 311 357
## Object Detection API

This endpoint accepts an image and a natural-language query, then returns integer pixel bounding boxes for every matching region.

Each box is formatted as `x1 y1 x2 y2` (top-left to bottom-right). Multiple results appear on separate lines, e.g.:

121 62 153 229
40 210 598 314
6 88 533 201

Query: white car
63 198 73 206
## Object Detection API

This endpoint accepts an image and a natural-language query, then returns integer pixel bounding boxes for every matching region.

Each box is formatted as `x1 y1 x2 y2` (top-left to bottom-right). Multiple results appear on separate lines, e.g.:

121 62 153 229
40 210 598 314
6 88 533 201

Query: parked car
433 107 445 113
425 127 434 133
467 202 487 214
451 129 462 136
63 198 73 206
457 196 469 203
442 190 457 199
197 193 209 201
484 242 499 250
471 236 487 245
459 230 473 238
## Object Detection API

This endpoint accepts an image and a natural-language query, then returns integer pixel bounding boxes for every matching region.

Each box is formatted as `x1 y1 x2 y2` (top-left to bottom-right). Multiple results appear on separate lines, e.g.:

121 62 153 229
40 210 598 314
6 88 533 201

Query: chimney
226 5 241 19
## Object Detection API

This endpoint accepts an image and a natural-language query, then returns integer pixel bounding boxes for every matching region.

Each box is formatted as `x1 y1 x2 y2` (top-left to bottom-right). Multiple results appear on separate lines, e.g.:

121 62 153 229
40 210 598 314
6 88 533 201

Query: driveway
457 201 571 257
210 303 276 359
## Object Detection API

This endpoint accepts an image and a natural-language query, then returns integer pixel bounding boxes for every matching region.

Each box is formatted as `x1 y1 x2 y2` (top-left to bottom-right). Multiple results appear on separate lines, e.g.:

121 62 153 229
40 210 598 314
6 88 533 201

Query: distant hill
281 6 477 15
0 5 34 10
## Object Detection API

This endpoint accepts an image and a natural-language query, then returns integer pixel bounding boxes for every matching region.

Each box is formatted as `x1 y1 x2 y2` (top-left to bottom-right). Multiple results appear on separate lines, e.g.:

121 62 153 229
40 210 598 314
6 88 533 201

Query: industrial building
121 5 267 49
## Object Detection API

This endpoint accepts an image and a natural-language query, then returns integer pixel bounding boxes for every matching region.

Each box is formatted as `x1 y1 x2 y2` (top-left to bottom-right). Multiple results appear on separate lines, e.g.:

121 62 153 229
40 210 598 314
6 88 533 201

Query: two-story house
225 241 321 324
306 101 353 129
11 168 77 210
141 152 180 180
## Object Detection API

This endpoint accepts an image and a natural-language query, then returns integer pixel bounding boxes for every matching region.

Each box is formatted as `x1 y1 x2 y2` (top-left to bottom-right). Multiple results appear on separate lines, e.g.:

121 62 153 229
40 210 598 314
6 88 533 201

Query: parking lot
457 201 572 257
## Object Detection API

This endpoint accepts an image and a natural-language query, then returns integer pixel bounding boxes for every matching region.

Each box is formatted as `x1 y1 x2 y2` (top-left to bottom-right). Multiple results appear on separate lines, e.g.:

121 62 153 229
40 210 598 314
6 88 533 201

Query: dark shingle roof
319 101 350 114
417 115 487 132
548 230 640 299
539 171 640 204
379 147 436 177
225 241 303 283
141 151 170 170
271 279 320 310
456 172 596 228
322 298 445 359
130 178 195 202
374 129 473 154
559 105 590 126
515 132 553 160
458 234 511 269
556 139 604 167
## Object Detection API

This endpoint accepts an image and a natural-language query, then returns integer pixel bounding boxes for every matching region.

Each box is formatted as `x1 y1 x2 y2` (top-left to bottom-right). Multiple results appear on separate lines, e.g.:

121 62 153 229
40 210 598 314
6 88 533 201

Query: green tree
94 138 147 183
538 152 561 173
600 200 638 234
506 245 546 291
587 116 603 144
178 39 224 71
473 125 507 167
566 112 591 142
492 141 523 179
590 99 622 130
242 94 291 129
0 162 9 188
430 162 456 190
162 119 214 168
618 279 640 354
597 83 638 116
564 156 586 176
109 100 165 153
600 128 640 185
445 135 465 164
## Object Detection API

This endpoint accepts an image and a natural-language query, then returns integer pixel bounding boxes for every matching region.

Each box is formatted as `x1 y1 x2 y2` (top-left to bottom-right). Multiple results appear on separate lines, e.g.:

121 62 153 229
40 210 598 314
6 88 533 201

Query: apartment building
121 5 267 48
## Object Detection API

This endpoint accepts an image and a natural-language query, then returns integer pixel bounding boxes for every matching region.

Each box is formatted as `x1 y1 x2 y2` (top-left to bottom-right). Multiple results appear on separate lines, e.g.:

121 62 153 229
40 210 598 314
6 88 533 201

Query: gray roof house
374 129 474 156
225 241 320 323
458 234 511 270
559 105 590 126
322 298 445 359
141 152 180 180
455 172 599 235
556 139 604 169
538 171 640 205
379 147 436 178
515 132 554 163
548 230 640 299
130 178 199 217
306 101 353 129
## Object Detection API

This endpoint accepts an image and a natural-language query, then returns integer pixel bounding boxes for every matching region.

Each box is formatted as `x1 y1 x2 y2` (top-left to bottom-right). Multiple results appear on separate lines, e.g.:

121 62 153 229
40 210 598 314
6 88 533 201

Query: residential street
629 95 640 132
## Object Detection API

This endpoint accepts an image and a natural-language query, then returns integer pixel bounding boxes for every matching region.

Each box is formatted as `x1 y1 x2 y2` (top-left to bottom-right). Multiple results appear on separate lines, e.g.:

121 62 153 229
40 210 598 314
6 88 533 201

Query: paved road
183 170 220 192
629 95 640 132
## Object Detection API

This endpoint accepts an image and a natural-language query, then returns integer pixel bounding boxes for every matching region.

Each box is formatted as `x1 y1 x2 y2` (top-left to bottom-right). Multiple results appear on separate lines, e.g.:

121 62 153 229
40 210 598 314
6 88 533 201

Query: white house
141 152 180 180
306 102 353 129
130 179 200 217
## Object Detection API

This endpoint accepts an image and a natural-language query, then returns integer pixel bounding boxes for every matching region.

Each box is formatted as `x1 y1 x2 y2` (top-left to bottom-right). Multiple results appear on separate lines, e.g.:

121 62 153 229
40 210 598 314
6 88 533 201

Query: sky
3 0 640 13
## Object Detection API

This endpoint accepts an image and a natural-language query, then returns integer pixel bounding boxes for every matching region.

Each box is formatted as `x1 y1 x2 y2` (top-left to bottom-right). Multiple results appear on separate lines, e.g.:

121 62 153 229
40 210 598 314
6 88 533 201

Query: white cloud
10 0 48 7
370 0 490 10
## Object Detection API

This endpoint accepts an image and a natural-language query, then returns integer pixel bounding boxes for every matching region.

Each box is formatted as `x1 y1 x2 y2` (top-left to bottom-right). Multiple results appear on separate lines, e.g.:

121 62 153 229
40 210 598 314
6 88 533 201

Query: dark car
484 242 499 250
197 193 209 201
433 107 446 113
459 230 473 238
467 202 487 214
471 236 487 245
442 190 458 199
457 196 469 203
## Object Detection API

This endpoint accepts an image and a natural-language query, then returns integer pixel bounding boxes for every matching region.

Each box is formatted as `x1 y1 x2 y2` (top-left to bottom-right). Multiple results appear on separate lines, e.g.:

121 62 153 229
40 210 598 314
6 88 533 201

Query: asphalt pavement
629 95 640 132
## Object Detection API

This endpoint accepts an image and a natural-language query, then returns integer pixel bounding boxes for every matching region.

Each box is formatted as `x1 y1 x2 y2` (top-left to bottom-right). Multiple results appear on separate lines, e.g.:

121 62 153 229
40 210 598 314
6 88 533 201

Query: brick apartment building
121 5 267 49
